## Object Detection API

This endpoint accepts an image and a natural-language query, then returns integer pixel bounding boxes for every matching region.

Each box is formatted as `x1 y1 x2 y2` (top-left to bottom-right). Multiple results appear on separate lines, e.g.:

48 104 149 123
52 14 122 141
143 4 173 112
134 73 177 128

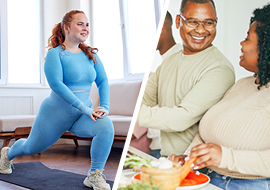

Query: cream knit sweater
187 76 270 179
137 46 235 156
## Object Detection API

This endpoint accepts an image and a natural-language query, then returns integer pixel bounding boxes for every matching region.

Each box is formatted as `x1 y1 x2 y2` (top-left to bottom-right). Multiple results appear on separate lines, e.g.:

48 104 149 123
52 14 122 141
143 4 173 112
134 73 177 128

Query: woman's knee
98 116 114 136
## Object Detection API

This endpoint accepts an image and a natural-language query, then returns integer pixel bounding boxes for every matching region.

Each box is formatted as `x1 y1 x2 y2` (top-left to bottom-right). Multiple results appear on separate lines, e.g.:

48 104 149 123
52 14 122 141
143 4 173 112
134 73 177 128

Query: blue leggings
7 91 114 172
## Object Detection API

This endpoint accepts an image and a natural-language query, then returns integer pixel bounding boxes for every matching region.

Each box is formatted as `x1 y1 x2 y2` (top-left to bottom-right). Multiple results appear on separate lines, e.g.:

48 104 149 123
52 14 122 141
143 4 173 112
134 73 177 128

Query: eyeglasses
180 15 217 29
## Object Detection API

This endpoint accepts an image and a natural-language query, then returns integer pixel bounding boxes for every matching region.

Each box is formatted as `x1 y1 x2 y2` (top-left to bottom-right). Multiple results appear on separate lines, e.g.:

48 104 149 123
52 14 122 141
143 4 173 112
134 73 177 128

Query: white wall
166 0 270 81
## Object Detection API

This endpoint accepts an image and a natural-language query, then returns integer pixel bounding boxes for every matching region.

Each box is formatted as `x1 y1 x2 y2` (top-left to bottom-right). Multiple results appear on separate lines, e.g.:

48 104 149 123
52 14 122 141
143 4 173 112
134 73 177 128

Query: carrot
179 157 197 184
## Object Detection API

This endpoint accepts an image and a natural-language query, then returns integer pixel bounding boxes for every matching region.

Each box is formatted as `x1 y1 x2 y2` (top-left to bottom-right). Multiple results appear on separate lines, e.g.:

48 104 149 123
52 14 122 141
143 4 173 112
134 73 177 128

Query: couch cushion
108 115 132 136
0 114 131 138
89 83 99 108
109 80 141 116
90 80 142 116
0 115 36 132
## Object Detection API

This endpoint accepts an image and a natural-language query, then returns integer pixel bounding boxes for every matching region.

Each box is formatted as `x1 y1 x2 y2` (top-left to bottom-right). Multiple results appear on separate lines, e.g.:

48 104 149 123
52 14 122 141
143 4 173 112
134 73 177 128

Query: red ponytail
47 10 98 63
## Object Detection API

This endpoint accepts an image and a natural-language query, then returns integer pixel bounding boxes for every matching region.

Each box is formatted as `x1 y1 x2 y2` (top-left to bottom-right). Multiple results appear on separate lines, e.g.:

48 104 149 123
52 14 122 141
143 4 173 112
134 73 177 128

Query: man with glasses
137 0 235 157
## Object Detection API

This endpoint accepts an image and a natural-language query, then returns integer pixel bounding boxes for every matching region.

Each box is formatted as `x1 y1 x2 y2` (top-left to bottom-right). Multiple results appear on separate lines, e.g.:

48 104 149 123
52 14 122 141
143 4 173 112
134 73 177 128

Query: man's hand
168 154 187 164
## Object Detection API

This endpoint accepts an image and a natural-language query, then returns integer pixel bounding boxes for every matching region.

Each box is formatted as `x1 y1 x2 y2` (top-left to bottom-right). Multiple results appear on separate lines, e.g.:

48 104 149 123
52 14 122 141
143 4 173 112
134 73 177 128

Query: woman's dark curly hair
250 4 270 89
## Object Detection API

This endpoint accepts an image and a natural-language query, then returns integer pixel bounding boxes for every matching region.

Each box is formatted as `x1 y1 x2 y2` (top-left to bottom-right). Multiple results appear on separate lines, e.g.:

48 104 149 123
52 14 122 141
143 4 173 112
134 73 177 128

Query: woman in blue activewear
0 10 114 190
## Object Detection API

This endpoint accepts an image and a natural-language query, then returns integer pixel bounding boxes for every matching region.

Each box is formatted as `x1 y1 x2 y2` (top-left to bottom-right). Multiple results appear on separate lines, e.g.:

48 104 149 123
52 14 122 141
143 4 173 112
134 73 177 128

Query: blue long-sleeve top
44 45 110 117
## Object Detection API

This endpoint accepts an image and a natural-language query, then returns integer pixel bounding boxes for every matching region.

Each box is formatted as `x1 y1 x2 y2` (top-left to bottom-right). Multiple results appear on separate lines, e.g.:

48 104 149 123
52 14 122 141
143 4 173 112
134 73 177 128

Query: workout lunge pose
0 10 114 190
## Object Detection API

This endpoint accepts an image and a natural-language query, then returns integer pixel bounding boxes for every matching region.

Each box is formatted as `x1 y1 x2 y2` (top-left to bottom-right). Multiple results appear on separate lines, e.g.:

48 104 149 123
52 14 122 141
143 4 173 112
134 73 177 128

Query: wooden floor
0 143 124 190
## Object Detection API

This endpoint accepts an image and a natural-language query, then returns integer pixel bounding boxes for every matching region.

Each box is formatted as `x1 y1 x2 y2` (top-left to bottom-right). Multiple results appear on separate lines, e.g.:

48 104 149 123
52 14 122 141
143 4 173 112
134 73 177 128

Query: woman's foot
83 169 110 190
0 147 12 174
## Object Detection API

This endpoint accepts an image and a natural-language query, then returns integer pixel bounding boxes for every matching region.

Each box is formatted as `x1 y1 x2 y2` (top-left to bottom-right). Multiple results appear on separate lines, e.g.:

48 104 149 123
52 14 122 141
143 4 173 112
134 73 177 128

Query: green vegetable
124 153 154 168
118 181 162 190
118 176 163 190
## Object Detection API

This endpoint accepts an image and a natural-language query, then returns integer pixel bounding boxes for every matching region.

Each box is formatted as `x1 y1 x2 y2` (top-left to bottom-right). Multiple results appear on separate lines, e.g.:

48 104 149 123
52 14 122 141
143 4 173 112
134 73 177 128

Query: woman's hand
90 106 107 121
190 143 222 170
168 154 187 165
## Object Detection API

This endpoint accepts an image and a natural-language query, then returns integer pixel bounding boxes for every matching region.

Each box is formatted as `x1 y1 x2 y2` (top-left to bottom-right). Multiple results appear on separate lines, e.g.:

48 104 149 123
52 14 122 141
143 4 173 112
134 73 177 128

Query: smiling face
176 1 217 55
239 22 259 73
64 13 89 44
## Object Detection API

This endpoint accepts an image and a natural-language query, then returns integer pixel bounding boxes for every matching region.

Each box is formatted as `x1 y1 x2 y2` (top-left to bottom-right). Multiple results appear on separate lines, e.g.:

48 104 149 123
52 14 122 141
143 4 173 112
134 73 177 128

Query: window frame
118 0 163 81
0 0 46 88
0 0 8 85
